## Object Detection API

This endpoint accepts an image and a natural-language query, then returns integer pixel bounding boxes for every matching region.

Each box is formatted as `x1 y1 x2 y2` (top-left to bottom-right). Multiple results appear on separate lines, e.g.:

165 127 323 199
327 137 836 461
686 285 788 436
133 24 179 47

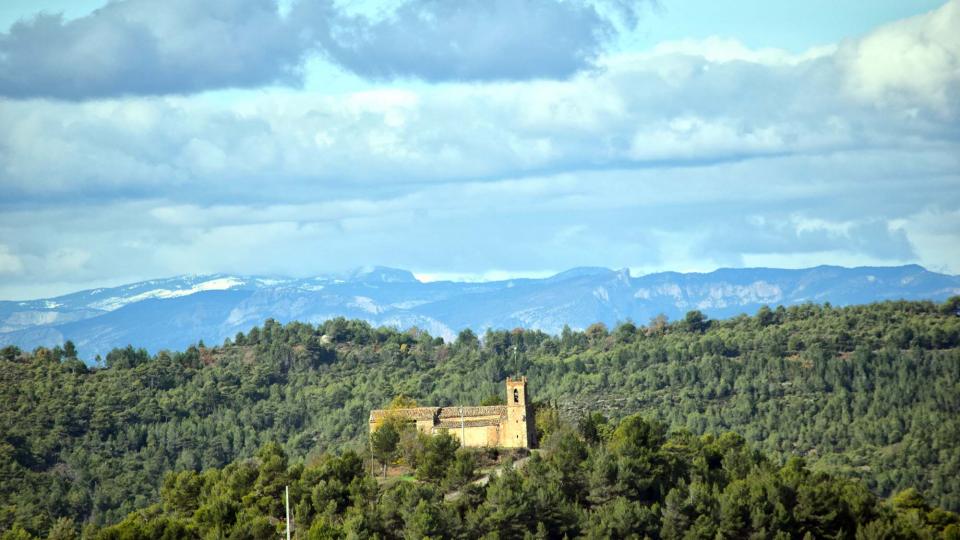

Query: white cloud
897 206 960 274
0 45 927 197
4 1 957 198
0 245 24 274
638 37 835 66
45 248 91 272
414 270 558 283
628 116 816 160
838 0 960 116
789 215 855 237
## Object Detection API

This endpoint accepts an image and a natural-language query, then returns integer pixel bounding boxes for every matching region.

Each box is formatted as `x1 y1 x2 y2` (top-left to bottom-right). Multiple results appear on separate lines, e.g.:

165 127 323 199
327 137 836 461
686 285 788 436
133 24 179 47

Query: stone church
369 376 536 449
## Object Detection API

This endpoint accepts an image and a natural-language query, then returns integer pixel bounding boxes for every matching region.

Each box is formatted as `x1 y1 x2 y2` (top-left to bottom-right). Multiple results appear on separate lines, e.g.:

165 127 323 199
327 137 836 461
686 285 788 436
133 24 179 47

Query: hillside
2 264 959 359
82 419 960 538
1 298 959 536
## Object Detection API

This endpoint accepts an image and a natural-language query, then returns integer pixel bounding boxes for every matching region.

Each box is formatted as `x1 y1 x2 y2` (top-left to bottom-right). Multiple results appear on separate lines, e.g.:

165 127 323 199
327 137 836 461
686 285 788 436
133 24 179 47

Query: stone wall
441 424 500 447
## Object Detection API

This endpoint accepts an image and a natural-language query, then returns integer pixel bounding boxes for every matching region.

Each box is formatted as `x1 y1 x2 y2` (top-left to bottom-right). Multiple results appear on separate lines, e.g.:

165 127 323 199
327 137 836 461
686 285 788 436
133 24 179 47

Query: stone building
368 377 536 449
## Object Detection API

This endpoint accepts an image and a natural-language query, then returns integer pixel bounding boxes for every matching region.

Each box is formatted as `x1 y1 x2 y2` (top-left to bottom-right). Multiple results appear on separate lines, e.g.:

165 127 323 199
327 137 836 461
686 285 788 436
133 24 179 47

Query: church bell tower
503 376 535 448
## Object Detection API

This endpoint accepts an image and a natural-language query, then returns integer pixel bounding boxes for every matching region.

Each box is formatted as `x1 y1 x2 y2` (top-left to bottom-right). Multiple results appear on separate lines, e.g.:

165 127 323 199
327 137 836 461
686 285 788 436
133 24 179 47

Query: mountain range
2 264 958 362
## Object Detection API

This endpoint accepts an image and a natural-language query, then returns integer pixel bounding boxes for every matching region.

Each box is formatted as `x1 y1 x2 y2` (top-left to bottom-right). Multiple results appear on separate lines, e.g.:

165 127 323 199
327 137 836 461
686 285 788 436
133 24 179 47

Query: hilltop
1 297 958 534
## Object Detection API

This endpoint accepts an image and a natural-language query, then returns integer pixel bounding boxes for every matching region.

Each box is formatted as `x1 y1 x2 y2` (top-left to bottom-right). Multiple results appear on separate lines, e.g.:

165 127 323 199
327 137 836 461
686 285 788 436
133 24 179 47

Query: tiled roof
370 404 508 423
369 407 439 422
436 418 501 429
437 405 506 419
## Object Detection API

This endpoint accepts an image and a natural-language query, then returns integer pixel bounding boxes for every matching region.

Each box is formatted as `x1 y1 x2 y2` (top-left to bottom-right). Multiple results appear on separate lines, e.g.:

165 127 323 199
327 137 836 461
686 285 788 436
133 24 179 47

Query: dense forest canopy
2 297 959 537
29 417 960 539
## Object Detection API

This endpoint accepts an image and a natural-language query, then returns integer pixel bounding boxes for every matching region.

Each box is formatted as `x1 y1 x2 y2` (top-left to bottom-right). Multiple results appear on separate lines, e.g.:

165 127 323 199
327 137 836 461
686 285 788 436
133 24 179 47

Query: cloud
698 214 918 265
1 4 959 298
1 144 955 300
0 245 24 275
896 207 960 274
4 0 955 103
414 270 558 283
46 248 92 273
3 30 955 201
0 0 648 98
0 0 303 99
837 0 960 116
309 0 623 81
643 37 836 66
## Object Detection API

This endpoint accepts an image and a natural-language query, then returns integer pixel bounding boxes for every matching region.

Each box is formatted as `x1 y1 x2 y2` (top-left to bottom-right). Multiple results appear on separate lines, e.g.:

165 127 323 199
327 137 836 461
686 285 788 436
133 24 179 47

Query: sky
0 0 958 300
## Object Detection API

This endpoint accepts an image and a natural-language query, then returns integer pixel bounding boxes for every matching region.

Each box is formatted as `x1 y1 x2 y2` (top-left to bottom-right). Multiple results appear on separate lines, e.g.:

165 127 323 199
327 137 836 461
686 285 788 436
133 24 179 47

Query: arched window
513 388 519 403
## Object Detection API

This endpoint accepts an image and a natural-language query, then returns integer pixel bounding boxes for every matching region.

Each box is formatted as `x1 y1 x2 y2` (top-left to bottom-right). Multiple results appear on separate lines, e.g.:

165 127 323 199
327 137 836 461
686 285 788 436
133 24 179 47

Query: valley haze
2 264 958 362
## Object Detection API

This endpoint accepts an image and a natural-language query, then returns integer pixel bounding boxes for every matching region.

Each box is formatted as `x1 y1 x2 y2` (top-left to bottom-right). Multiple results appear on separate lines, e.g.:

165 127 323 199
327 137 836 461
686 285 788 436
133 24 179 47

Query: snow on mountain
87 277 247 311
1 265 958 362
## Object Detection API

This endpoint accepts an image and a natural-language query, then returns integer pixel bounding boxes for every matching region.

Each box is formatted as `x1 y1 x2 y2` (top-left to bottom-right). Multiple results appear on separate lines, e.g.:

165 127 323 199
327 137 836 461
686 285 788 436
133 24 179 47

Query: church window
513 388 519 403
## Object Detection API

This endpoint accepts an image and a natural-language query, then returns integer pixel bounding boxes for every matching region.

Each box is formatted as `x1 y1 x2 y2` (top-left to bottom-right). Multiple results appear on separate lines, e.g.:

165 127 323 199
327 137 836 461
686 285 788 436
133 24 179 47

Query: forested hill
47 418 960 539
1 298 959 536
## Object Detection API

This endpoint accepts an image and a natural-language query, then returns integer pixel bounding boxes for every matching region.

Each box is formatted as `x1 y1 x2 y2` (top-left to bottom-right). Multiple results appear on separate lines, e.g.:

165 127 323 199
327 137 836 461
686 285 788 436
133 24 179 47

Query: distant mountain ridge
2 264 958 361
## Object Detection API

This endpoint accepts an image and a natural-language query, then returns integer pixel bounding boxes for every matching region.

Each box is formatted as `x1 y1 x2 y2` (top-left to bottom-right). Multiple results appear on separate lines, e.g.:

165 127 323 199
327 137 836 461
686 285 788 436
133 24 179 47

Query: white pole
460 406 465 447
285 485 291 540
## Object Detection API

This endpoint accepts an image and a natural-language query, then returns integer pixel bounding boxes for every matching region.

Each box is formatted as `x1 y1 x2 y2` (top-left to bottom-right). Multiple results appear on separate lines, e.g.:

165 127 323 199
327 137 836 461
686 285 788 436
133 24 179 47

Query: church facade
368 377 536 449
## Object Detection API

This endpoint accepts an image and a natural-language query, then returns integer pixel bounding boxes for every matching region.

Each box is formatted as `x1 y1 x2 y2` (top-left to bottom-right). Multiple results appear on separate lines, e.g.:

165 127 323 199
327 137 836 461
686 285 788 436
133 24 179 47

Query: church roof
435 417 501 429
369 405 507 423
369 407 439 422
437 405 506 419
